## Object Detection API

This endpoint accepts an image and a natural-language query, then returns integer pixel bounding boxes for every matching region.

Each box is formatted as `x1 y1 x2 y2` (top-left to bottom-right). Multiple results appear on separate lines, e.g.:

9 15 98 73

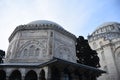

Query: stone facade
5 20 76 63
0 20 105 80
88 22 120 80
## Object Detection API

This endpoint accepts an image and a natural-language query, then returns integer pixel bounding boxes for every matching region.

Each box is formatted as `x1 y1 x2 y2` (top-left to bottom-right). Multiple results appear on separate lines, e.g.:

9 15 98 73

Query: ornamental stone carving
6 20 76 63
16 40 47 58
54 31 76 62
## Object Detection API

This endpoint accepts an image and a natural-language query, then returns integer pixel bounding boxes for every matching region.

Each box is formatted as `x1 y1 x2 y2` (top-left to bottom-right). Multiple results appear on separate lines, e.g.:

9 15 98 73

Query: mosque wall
88 22 120 80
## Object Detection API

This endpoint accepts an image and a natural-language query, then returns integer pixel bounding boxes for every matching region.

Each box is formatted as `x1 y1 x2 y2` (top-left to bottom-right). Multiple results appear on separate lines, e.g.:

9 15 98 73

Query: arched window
23 49 28 56
110 25 114 30
9 70 21 80
40 69 46 80
93 42 97 49
35 48 40 56
50 32 53 37
29 45 35 56
0 70 6 80
25 70 37 80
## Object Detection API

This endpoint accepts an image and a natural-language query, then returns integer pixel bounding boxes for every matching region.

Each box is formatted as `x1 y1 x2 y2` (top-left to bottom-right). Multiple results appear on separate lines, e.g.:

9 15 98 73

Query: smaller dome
98 22 119 28
92 22 120 36
88 22 120 41
28 20 63 29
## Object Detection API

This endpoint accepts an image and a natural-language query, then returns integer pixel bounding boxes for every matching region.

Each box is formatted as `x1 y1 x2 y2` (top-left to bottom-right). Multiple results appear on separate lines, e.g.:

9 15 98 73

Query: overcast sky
0 0 120 51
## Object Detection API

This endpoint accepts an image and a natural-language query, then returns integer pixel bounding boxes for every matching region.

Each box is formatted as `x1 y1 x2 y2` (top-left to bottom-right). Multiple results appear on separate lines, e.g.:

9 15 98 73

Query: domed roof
98 22 119 28
91 22 120 36
28 20 63 29
88 22 120 41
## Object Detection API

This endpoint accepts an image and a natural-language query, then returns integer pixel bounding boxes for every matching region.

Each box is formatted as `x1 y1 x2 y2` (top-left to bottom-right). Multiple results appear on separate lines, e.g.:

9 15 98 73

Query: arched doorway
0 70 6 80
39 69 46 80
9 70 21 80
25 70 37 80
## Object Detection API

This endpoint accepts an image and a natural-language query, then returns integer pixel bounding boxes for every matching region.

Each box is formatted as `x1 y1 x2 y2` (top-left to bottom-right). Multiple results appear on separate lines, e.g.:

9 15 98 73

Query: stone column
47 68 51 80
22 76 25 80
6 69 11 80
37 74 40 80
21 69 26 80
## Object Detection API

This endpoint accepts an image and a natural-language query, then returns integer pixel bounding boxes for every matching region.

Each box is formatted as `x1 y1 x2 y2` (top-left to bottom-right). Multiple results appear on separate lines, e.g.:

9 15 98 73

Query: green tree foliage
0 49 5 63
76 36 100 68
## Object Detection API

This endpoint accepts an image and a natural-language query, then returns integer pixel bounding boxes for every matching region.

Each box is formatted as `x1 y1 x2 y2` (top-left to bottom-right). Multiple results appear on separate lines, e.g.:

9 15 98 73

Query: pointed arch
114 46 120 60
29 45 35 56
23 48 28 56
25 70 37 80
35 48 40 56
9 70 21 80
39 69 46 80
16 40 47 57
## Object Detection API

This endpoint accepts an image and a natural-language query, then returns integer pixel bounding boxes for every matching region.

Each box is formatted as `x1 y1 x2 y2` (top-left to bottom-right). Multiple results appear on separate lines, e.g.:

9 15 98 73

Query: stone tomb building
0 20 105 80
88 22 120 80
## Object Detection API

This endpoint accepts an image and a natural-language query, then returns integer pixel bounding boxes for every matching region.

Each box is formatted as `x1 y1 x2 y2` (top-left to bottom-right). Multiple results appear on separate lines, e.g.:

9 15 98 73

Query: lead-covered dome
88 22 120 41
28 20 64 29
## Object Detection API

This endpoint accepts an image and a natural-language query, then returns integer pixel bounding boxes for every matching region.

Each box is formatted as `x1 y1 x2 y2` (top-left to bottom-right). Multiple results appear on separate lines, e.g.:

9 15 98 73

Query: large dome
28 20 63 29
88 22 120 41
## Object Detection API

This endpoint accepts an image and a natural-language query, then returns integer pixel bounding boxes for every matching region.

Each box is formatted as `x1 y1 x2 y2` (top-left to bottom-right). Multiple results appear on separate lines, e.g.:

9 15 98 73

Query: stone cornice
9 24 76 42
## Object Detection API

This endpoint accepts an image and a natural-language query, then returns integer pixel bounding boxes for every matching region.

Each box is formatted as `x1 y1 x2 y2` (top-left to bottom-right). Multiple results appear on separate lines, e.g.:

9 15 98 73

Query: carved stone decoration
21 30 48 39
15 39 48 60
6 41 16 59
53 30 76 61
56 45 71 60
23 49 28 56
54 40 76 62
